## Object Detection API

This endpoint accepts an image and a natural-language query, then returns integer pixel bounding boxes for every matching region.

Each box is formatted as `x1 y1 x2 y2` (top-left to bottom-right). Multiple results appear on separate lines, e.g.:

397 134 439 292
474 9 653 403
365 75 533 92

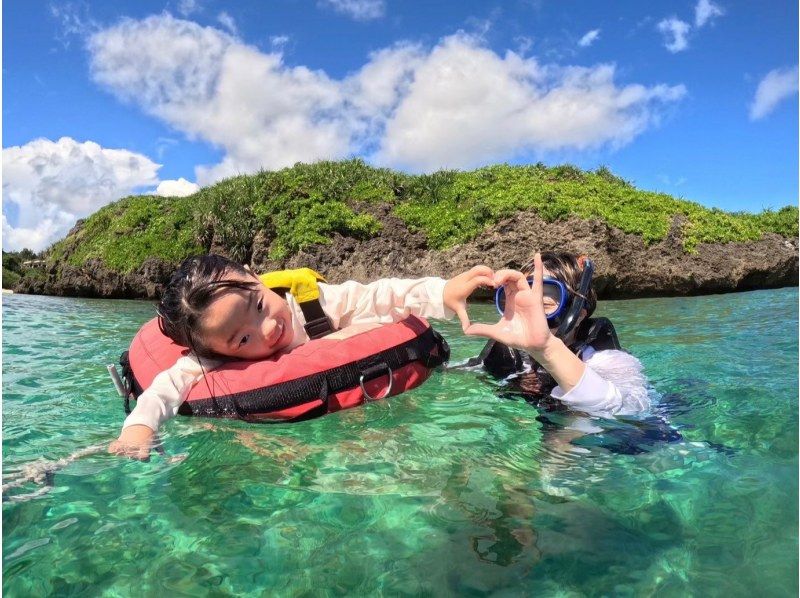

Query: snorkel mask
494 258 595 339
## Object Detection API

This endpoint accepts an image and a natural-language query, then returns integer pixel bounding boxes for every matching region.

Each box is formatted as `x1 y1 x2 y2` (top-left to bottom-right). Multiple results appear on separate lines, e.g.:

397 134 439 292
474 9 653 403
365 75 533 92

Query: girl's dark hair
522 251 597 318
157 254 258 358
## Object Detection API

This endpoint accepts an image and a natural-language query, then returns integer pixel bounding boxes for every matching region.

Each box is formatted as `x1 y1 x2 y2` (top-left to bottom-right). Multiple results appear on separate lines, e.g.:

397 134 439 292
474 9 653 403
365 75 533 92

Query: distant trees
3 248 42 289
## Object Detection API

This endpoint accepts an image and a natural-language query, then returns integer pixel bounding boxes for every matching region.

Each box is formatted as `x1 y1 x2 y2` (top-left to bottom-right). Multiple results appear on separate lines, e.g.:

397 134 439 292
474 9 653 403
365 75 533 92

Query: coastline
14 212 799 301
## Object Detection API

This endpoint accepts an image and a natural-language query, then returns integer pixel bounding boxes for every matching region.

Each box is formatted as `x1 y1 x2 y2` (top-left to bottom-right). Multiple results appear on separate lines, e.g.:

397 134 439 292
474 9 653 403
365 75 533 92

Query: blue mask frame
494 277 569 322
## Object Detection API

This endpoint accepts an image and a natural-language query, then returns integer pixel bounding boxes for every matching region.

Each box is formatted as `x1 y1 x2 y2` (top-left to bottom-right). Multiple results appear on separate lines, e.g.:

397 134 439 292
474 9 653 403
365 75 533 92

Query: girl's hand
443 265 496 331
108 424 155 461
464 253 556 355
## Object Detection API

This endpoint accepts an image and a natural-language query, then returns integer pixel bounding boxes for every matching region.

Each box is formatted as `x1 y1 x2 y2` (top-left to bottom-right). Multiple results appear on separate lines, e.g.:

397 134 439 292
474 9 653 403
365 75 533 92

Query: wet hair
157 254 259 358
522 251 597 318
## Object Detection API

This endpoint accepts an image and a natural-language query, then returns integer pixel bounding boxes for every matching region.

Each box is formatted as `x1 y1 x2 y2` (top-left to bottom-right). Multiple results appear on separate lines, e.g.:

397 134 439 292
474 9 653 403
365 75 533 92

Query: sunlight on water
3 289 798 595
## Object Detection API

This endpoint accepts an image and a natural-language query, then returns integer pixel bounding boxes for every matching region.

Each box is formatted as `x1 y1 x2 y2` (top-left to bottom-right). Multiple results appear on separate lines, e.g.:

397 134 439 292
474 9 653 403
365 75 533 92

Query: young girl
465 252 650 417
109 254 495 459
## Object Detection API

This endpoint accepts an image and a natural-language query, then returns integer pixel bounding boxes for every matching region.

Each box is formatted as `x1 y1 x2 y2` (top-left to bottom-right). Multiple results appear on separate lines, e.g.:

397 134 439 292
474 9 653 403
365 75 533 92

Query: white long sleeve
550 349 650 416
318 277 452 329
122 356 214 431
122 276 452 432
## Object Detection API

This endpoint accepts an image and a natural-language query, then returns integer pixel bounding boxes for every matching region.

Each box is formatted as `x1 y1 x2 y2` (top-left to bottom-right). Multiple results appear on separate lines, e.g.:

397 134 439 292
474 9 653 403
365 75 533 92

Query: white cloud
578 29 601 47
345 42 425 141
89 15 347 184
749 65 799 120
217 11 237 35
155 136 179 159
156 177 201 197
88 16 233 113
695 0 724 27
2 137 160 251
177 0 200 17
49 2 99 47
87 16 686 178
319 0 385 21
657 18 691 53
376 35 686 170
270 35 290 51
514 35 534 55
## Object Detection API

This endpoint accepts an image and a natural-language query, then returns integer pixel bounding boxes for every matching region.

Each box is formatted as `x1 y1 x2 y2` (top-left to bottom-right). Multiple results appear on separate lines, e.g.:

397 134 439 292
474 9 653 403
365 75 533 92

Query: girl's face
200 272 294 360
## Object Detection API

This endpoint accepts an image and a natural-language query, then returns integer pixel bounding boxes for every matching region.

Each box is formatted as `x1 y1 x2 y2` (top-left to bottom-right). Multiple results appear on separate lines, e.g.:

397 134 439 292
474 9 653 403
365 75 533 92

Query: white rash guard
550 347 650 416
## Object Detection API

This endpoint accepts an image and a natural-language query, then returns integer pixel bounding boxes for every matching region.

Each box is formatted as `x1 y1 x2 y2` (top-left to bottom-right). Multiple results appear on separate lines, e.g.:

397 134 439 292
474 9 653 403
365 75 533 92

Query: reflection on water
3 289 798 595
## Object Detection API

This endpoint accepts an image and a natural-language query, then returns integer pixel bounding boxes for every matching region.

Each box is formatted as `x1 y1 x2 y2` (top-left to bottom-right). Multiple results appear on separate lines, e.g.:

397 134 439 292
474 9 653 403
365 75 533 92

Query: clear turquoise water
3 288 797 596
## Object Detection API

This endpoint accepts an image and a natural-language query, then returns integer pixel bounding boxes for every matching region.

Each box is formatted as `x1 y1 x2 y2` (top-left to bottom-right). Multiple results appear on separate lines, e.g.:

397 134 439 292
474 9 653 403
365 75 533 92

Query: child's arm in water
465 254 648 416
108 355 212 459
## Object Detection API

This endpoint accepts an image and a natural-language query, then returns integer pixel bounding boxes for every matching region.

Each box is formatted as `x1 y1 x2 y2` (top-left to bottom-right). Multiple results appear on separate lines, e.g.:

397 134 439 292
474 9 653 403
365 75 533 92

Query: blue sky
3 0 798 251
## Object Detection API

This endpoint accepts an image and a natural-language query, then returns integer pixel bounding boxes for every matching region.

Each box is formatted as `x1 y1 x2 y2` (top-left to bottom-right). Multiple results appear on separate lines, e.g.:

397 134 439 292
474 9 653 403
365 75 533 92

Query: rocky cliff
17 208 798 300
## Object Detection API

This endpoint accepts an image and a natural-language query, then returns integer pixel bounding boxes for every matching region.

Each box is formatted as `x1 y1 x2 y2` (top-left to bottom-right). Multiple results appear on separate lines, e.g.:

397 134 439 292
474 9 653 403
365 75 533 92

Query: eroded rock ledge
17 212 799 300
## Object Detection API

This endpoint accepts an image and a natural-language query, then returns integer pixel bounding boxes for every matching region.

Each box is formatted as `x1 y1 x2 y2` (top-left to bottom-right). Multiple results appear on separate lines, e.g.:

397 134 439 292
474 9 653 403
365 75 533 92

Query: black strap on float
267 285 334 340
298 299 335 340
281 377 332 422
177 325 449 420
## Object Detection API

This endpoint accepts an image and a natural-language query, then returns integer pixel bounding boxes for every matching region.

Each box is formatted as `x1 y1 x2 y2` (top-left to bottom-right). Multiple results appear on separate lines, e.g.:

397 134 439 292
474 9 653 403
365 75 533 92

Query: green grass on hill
49 195 205 272
394 164 798 250
45 160 798 274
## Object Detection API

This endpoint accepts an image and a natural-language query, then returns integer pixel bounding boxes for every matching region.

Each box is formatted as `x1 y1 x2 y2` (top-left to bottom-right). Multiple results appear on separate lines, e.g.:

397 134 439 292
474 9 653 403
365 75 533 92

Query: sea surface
2 288 798 596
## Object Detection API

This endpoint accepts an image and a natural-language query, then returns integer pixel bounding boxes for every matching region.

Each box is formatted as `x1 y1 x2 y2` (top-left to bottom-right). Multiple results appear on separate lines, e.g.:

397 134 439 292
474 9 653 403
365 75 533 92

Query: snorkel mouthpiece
554 258 594 339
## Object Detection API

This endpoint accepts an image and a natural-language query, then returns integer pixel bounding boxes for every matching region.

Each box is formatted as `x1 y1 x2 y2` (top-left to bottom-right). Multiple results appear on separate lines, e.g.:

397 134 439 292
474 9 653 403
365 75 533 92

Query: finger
494 269 530 292
136 445 151 461
502 281 518 317
455 304 471 332
121 444 138 458
469 265 494 279
469 275 496 290
532 252 544 303
108 441 122 455
524 253 549 326
493 269 520 285
464 322 499 337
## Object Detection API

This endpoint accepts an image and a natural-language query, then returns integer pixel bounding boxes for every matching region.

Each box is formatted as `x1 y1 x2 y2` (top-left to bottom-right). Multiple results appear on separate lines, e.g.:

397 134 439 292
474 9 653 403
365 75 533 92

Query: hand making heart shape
444 254 554 356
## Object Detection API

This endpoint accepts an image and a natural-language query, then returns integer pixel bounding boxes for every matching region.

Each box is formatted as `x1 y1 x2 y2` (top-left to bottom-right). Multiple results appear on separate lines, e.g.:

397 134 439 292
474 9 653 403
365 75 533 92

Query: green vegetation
2 268 20 289
48 194 205 272
3 249 40 289
205 166 383 262
44 160 798 273
394 164 798 251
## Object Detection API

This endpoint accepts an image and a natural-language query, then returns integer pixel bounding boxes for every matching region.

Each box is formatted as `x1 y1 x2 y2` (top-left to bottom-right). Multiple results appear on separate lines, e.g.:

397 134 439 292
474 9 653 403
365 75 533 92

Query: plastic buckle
304 316 333 339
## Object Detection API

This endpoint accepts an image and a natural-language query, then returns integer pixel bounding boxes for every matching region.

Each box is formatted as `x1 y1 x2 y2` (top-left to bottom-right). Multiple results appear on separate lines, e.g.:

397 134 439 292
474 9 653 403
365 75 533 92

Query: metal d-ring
359 364 394 401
